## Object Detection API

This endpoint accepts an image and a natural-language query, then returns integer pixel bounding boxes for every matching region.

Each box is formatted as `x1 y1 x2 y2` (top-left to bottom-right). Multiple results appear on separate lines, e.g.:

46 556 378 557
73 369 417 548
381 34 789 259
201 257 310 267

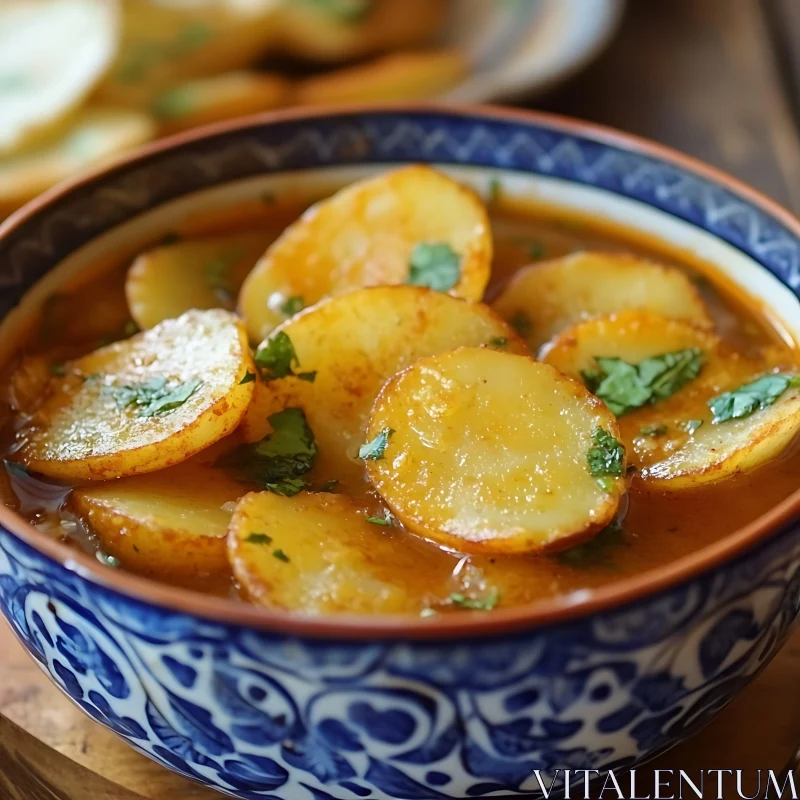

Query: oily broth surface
0 196 798 609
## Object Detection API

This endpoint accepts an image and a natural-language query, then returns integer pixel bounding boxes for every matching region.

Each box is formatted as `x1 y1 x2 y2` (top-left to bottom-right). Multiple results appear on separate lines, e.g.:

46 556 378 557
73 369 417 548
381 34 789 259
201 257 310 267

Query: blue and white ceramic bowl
0 106 798 800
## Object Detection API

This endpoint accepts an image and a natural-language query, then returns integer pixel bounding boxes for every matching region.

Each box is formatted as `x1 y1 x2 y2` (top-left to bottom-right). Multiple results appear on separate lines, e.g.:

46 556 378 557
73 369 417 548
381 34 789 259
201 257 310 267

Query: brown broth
1 195 798 613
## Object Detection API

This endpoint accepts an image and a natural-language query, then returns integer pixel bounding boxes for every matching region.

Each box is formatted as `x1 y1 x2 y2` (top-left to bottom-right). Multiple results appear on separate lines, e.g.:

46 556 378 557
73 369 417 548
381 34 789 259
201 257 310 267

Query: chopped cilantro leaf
367 516 391 526
239 370 256 385
529 241 546 259
584 348 704 416
587 428 625 478
709 373 800 423
449 591 498 611
640 424 668 437
556 523 625 569
255 331 299 380
510 311 531 336
681 419 704 434
107 377 202 417
245 533 272 545
359 428 394 460
217 407 317 490
281 295 305 317
266 477 309 497
272 548 290 562
407 242 461 292
297 371 317 383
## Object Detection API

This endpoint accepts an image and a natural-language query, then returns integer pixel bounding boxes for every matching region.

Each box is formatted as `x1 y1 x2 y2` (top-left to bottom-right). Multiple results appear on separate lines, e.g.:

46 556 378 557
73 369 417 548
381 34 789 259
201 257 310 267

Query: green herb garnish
245 533 273 545
272 548 290 562
217 408 317 492
449 591 498 611
556 523 625 569
582 348 705 416
203 248 242 303
107 377 202 418
239 370 256 385
587 428 625 480
281 296 305 317
529 241 546 260
640 424 668 437
359 428 394 460
297 371 317 383
681 419 704 434
708 374 800 423
488 178 502 204
255 331 299 380
367 516 391 526
315 479 339 493
510 311 531 336
407 242 461 292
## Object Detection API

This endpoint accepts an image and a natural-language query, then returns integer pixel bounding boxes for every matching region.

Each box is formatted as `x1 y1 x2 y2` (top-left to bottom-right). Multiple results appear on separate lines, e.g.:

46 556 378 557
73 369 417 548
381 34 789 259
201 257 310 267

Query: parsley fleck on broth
587 428 625 482
255 332 300 380
407 242 461 292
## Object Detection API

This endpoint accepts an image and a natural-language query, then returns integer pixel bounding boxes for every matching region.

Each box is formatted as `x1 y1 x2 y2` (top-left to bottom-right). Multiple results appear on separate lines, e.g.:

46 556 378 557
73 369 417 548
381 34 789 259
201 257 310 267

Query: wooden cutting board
1 621 798 799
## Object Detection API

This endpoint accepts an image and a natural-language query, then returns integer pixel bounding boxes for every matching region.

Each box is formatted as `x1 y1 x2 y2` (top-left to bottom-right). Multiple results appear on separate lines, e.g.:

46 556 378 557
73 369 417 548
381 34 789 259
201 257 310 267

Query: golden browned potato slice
241 286 528 494
277 0 447 62
239 165 493 342
151 71 289 136
72 454 247 577
0 0 119 156
126 231 276 329
493 252 712 352
228 491 448 613
97 0 281 107
19 309 254 481
542 310 800 488
296 50 468 105
365 347 626 555
0 108 155 216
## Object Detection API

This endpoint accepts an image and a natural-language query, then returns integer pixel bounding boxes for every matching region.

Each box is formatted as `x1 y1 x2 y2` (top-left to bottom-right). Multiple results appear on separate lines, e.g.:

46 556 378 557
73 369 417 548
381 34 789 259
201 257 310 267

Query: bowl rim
1 102 799 641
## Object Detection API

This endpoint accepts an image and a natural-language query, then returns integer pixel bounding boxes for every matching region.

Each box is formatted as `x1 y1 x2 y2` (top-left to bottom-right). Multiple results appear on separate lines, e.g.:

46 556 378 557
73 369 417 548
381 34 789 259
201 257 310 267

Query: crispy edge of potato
238 165 494 342
23 313 255 481
364 348 625 555
643 387 800 489
493 251 714 352
72 484 231 577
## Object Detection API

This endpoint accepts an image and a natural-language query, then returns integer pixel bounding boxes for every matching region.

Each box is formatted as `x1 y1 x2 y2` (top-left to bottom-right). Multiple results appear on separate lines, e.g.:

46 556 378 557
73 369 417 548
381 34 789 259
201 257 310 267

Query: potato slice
277 0 446 62
240 286 528 495
365 347 626 555
18 309 254 481
228 491 448 613
151 71 289 136
296 50 468 105
126 231 276 329
0 108 155 216
72 453 247 577
239 165 493 342
493 252 712 352
0 0 118 156
96 0 281 107
542 310 800 487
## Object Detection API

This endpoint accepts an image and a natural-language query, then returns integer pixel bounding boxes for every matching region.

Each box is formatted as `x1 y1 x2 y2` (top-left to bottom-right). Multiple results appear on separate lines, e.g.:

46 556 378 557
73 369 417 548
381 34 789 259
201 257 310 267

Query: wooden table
1 0 799 797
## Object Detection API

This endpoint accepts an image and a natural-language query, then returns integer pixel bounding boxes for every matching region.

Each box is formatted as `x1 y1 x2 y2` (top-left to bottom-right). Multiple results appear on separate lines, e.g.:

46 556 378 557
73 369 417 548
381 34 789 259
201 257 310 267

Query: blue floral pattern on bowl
0 109 798 799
